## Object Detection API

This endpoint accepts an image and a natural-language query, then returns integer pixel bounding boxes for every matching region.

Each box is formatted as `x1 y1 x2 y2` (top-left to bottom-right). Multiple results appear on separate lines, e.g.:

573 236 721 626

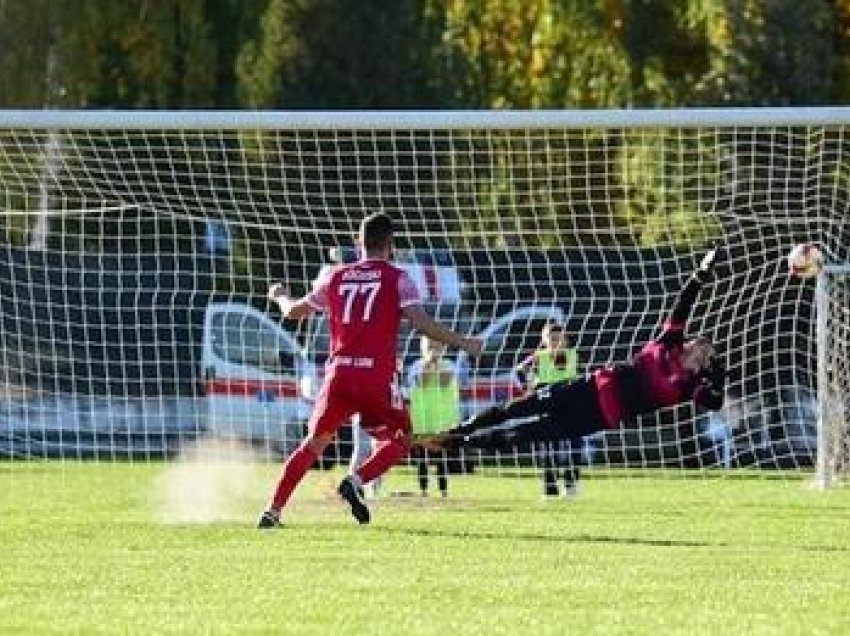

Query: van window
307 315 331 366
211 312 295 374
477 316 556 376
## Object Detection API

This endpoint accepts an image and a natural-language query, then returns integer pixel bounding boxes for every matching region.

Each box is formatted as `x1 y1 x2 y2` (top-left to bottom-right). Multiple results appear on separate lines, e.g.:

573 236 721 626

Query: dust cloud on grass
152 437 270 524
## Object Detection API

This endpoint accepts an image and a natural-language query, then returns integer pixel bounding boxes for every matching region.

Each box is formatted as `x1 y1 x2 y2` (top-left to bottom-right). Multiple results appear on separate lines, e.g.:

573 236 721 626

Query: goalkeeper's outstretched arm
660 247 718 344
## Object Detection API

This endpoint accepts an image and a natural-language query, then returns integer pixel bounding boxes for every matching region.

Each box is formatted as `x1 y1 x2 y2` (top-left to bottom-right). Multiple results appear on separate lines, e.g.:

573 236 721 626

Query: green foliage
684 0 834 105
0 0 259 108
443 129 628 249
0 0 64 106
1 0 849 252
615 129 724 246
2 463 850 634
0 1 845 110
237 0 443 108
425 0 633 108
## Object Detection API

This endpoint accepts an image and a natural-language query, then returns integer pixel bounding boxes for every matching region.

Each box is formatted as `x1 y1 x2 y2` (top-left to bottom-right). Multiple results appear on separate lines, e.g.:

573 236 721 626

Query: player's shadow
376 527 850 553
377 526 717 548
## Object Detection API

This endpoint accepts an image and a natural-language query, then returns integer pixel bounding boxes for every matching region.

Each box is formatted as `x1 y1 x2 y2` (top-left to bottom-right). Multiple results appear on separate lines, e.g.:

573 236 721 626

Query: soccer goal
816 266 850 487
0 108 848 488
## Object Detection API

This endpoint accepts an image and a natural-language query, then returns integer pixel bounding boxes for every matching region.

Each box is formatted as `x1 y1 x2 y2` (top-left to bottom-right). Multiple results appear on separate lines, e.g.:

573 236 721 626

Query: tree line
0 0 846 110
0 0 847 255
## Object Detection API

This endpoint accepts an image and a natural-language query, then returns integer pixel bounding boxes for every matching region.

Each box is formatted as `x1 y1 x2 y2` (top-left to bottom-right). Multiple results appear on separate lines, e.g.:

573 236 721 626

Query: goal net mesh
820 273 850 485
0 115 847 488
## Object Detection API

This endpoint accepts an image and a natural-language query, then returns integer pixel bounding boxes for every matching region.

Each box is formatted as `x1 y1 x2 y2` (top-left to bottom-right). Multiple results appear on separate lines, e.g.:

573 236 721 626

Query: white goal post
0 107 849 489
816 265 850 488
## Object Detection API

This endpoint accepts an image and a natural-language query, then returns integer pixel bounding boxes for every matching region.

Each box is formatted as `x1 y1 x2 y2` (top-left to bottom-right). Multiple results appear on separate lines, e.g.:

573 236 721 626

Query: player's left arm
403 304 483 356
658 247 718 347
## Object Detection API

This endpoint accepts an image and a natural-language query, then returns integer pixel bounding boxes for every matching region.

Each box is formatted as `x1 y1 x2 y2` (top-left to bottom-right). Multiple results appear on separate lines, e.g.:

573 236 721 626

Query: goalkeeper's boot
256 509 281 529
338 476 371 525
413 432 462 452
432 432 465 452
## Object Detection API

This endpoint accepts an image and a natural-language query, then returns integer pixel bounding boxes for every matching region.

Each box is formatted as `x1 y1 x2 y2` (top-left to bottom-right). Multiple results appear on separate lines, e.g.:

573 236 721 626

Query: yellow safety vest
409 360 460 435
532 348 578 385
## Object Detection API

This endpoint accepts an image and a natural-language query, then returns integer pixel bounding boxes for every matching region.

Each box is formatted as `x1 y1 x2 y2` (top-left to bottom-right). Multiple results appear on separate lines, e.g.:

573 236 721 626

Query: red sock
356 439 408 485
270 443 318 510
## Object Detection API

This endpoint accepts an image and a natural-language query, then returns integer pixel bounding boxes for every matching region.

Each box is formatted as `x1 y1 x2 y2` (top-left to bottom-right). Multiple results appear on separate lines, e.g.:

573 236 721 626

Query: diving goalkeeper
421 248 726 452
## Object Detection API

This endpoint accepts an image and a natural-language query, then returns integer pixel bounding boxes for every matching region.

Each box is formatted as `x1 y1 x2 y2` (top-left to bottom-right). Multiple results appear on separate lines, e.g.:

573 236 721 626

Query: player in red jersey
258 213 482 528
420 248 726 453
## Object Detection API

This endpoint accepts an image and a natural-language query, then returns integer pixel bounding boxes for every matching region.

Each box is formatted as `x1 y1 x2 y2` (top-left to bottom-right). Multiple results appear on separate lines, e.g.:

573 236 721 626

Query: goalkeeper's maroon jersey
593 316 711 428
307 258 421 383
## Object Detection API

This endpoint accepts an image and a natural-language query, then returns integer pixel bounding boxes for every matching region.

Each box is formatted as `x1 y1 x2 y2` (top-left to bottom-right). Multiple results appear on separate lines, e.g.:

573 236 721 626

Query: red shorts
308 371 411 442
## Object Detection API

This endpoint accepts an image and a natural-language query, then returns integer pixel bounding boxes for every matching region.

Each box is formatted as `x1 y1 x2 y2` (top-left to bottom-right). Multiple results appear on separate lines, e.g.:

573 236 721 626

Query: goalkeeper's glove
695 246 719 283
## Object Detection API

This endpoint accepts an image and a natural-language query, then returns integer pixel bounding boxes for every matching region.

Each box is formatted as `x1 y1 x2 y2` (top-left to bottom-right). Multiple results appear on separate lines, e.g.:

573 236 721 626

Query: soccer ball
787 243 824 279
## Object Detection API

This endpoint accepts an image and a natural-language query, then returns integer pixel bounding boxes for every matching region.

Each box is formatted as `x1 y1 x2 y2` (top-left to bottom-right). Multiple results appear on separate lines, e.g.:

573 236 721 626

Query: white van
201 302 317 454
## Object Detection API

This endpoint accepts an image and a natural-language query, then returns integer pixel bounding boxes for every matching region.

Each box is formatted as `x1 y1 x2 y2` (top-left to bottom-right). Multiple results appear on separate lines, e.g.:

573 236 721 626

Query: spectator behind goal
516 320 583 497
407 336 462 498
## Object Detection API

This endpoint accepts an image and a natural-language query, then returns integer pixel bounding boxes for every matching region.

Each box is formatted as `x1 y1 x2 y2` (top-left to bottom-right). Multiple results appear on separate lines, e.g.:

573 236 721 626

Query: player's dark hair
360 213 394 251
542 319 565 337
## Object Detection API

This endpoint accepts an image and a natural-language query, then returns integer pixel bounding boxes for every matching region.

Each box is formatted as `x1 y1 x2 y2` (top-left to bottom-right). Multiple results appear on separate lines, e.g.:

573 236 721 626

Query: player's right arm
268 282 316 320
658 247 718 346
402 304 483 357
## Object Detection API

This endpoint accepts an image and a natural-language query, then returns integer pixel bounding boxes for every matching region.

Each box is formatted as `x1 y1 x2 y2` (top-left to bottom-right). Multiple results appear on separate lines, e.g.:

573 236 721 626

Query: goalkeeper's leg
434 377 605 451
447 385 552 439
459 414 564 450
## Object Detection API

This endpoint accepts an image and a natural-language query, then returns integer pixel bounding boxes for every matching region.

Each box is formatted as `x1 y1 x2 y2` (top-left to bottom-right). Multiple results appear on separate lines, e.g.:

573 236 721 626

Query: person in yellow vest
516 320 582 498
407 335 462 497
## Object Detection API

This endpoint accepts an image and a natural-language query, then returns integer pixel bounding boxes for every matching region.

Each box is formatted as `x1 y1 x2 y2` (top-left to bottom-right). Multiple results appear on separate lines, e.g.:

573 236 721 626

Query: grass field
2 459 850 635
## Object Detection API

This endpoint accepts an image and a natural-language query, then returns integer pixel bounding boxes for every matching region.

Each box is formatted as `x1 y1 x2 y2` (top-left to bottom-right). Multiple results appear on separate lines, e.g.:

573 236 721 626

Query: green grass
2 461 850 635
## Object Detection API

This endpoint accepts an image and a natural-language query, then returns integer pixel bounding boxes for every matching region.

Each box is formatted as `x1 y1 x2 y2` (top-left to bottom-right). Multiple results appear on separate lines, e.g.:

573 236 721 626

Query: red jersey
593 317 713 428
307 258 421 383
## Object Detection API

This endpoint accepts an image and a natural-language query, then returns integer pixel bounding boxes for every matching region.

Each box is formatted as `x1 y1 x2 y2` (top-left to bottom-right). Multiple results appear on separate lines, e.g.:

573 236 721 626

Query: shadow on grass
376 525 715 548
374 526 850 553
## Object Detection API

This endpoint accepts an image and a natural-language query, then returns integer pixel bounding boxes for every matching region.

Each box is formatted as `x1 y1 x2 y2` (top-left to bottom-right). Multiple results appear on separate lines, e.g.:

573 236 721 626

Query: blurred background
1 0 849 111
0 1 846 470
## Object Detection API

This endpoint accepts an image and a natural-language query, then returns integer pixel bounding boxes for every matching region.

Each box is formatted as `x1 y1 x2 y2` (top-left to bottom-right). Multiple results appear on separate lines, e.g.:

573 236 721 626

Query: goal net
0 109 848 490
816 269 850 487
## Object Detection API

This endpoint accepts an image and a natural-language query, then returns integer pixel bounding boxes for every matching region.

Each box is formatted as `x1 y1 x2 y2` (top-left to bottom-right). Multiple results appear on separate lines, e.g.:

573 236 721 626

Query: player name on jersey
335 355 375 368
341 268 382 282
